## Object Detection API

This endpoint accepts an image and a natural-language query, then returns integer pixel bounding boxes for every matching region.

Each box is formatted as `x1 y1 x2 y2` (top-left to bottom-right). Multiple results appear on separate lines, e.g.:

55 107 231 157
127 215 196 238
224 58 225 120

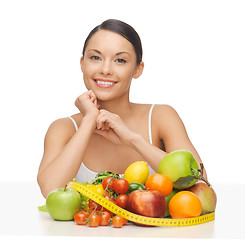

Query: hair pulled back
82 19 143 65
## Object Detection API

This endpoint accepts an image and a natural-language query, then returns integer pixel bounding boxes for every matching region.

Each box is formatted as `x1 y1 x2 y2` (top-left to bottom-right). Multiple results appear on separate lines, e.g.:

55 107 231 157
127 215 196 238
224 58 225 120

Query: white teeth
96 81 115 86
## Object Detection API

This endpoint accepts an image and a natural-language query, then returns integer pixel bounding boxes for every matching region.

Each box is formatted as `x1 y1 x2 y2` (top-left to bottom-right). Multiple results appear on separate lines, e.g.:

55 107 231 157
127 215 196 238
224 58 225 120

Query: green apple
158 150 199 190
46 187 82 221
164 189 178 217
187 182 217 214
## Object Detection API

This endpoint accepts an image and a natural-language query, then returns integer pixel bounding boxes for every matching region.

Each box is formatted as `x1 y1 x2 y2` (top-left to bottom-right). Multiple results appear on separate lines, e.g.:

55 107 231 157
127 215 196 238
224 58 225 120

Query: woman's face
81 30 143 101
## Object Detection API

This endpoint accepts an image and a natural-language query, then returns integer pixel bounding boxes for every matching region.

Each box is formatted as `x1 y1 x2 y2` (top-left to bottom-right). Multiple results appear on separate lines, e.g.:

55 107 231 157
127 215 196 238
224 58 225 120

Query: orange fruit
168 191 202 219
145 173 173 197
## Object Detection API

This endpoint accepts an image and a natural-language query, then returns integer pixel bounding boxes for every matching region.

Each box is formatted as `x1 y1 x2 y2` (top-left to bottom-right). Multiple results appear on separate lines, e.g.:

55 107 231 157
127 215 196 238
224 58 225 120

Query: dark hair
82 19 143 65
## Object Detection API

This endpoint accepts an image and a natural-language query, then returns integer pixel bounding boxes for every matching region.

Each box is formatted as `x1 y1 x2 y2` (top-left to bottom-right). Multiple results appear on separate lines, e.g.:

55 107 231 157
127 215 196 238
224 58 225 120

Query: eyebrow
87 49 130 56
116 51 130 56
88 49 101 54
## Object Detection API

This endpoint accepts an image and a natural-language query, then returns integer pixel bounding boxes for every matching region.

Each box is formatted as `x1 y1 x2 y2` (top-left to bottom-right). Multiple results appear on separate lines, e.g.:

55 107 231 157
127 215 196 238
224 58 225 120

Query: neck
97 94 133 118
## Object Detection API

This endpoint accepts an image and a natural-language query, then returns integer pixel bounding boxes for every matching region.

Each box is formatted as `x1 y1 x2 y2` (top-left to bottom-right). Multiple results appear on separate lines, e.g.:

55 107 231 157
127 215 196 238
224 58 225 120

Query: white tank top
69 104 156 183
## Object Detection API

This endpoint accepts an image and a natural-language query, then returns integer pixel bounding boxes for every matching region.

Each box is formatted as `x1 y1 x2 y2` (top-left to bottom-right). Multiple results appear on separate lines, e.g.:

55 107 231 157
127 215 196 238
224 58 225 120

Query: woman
37 19 206 198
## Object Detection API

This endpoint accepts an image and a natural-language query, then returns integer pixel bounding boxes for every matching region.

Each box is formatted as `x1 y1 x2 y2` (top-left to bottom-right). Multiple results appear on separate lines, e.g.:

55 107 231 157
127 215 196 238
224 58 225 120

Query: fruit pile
41 150 217 228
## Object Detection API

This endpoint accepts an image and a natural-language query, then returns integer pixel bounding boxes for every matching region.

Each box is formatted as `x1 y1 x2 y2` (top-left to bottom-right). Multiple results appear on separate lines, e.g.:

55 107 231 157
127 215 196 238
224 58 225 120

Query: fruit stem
194 163 212 187
101 172 118 197
90 172 118 217
64 185 67 192
198 163 204 176
194 175 211 186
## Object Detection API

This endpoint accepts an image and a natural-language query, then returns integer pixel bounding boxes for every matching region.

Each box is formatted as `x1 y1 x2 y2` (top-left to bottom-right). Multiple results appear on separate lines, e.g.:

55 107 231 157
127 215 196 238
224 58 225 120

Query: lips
94 78 117 88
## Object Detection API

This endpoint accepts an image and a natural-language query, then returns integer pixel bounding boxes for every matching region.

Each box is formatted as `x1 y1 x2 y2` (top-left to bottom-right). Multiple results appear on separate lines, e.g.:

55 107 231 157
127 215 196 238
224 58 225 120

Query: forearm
129 133 168 172
129 133 208 180
38 116 96 198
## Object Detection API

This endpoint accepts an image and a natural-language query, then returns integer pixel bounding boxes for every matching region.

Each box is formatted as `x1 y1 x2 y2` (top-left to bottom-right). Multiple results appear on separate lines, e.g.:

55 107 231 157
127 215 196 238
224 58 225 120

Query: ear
133 62 144 79
80 57 84 72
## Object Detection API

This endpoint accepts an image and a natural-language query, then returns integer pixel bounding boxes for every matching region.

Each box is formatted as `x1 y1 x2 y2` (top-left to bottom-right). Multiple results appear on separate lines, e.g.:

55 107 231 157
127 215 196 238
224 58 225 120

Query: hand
95 109 136 145
75 90 100 118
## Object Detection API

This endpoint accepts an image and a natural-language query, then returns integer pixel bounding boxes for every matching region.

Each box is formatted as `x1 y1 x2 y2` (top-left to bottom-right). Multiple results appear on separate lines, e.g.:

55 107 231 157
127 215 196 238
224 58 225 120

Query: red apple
126 190 166 226
187 181 217 214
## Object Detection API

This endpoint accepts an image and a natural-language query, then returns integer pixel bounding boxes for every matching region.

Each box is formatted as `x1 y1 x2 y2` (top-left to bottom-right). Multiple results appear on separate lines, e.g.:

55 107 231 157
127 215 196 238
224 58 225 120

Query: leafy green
173 175 195 187
72 171 120 210
38 205 48 212
96 171 113 178
80 194 89 210
91 171 119 185
73 178 90 209
73 178 89 185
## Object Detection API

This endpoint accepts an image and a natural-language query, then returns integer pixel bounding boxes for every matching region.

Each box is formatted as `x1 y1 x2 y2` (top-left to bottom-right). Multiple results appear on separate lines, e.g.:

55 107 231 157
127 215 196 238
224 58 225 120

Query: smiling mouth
94 79 117 88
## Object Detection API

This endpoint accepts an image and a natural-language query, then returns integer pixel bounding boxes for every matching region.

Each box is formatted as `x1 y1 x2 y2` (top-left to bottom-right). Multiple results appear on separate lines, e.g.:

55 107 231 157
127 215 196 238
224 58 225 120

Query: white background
0 0 244 186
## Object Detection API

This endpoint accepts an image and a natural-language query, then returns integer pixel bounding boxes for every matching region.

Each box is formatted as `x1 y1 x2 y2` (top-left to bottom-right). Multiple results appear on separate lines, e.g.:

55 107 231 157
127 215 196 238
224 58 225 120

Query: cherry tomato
115 194 128 209
88 200 102 211
112 215 124 228
88 212 101 227
123 218 128 225
112 178 129 194
104 193 116 204
74 211 89 225
102 177 115 190
99 211 112 226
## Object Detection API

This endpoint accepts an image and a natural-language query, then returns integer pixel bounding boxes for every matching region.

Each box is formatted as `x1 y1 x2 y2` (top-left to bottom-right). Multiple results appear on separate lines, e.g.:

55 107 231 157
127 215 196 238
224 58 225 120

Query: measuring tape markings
68 181 215 227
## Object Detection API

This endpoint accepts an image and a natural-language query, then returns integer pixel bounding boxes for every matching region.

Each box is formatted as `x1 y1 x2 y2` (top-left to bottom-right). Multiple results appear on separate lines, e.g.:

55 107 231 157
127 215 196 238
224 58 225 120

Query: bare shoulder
131 103 153 113
69 113 83 128
38 115 81 175
131 103 180 122
152 104 187 138
151 105 202 166
45 115 80 144
153 104 180 120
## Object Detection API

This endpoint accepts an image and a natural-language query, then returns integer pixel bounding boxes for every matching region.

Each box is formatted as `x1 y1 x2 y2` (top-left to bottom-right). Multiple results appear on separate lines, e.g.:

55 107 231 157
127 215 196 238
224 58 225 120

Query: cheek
118 66 136 80
82 64 94 89
82 62 97 76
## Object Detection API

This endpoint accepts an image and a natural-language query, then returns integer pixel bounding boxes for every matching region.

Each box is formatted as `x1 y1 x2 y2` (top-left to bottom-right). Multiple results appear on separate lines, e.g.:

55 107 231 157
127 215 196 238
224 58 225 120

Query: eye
116 58 127 63
90 55 101 61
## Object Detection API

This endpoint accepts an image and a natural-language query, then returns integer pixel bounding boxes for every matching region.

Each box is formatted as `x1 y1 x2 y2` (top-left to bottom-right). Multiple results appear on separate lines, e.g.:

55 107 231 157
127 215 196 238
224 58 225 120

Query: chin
93 91 116 102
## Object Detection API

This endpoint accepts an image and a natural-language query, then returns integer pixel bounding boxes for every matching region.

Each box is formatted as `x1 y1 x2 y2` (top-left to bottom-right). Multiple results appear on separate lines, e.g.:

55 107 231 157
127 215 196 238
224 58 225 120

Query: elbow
40 187 49 199
37 171 66 199
37 173 51 199
38 183 51 199
41 189 49 199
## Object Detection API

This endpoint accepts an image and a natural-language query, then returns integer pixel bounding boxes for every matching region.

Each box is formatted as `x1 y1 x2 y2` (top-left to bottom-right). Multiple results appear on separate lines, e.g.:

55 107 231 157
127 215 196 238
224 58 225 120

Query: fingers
96 109 114 130
88 90 100 108
74 96 81 108
74 90 101 118
87 90 96 102
75 90 99 109
95 110 130 145
96 109 107 130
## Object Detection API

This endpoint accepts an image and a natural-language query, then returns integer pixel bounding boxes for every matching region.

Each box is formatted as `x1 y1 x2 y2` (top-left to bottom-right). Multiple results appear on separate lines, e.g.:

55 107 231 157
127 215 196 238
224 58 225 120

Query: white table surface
1 181 245 239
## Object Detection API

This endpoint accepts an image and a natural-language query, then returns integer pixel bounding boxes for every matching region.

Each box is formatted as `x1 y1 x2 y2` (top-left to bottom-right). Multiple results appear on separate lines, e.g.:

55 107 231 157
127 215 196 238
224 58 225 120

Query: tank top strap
68 116 78 131
148 104 155 145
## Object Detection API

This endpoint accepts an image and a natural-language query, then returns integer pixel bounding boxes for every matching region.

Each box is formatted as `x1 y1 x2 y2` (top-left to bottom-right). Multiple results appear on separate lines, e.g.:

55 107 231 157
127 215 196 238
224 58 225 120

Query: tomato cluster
74 177 129 228
74 209 128 228
102 177 129 194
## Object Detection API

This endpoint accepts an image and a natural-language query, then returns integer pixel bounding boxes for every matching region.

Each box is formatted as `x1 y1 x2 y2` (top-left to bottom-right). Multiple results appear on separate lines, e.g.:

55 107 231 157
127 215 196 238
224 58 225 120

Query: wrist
127 132 144 149
81 114 97 129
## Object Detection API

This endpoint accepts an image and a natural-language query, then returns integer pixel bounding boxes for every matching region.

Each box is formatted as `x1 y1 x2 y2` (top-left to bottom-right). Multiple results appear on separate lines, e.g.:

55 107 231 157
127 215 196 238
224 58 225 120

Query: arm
130 105 207 178
37 91 99 198
95 105 207 178
94 109 167 171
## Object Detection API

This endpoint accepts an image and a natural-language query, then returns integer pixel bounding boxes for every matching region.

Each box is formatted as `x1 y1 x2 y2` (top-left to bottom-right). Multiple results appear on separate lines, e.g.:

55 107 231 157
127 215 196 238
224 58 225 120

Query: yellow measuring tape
68 181 215 227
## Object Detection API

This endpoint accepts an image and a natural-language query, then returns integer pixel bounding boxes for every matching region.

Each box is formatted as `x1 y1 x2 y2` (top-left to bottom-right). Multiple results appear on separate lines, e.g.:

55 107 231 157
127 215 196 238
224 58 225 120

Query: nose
100 60 112 76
